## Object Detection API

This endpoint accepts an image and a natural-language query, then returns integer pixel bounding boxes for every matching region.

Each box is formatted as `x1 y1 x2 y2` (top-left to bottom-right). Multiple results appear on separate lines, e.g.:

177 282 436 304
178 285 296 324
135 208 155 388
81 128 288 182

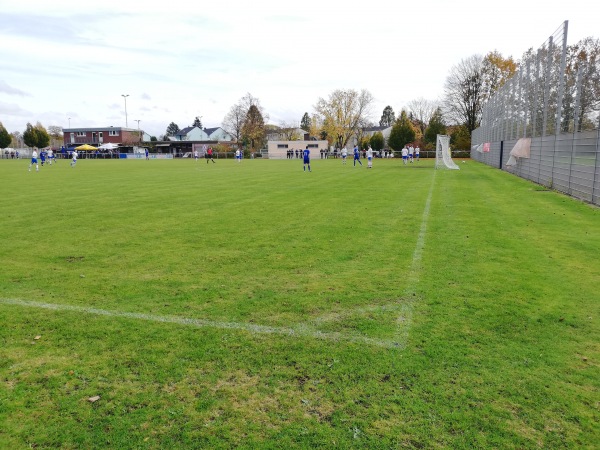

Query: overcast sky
0 0 597 138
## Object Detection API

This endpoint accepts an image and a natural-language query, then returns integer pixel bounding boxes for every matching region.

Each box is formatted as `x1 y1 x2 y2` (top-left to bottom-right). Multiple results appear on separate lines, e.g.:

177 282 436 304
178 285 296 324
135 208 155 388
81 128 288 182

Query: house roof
203 127 219 135
363 126 388 132
176 126 195 136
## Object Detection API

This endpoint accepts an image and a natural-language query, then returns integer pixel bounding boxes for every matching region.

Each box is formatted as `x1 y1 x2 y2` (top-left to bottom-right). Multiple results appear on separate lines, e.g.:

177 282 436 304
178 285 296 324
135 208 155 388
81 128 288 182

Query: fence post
542 36 553 137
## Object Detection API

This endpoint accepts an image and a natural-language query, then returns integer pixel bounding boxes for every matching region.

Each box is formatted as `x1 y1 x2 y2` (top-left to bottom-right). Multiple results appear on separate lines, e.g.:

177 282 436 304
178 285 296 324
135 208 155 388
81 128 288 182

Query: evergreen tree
424 107 446 145
34 123 50 148
387 111 416 150
450 124 471 149
300 112 311 132
379 106 395 127
165 122 180 137
192 116 203 128
23 123 37 148
0 122 11 149
370 131 384 151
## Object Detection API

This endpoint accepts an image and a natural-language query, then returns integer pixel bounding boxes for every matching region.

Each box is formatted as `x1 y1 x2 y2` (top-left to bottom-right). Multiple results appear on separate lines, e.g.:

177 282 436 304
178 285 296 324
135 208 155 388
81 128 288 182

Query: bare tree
443 54 486 132
566 37 600 130
407 97 439 136
313 89 374 149
222 103 246 143
239 92 269 123
223 92 270 144
279 120 302 140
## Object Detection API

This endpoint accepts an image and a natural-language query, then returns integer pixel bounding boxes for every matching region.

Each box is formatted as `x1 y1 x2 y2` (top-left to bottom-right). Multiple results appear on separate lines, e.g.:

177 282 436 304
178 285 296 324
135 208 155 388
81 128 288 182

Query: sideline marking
0 298 398 349
394 170 436 348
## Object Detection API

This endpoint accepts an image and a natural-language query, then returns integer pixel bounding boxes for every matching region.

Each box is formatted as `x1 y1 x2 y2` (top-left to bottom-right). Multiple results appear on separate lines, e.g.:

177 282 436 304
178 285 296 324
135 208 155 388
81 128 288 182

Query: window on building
109 130 119 136
277 144 289 149
308 144 318 148
76 131 86 137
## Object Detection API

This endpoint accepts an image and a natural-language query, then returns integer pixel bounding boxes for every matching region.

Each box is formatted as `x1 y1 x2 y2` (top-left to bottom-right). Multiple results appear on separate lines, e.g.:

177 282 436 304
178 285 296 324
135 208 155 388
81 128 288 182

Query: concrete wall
266 140 329 159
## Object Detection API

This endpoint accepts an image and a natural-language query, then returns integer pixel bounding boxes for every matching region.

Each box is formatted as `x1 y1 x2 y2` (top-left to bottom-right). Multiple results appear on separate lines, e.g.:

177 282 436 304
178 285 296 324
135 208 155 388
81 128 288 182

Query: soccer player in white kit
366 146 373 168
408 145 414 163
48 149 55 165
235 149 241 163
29 150 39 172
401 146 408 165
341 147 348 164
71 150 78 167
415 146 420 161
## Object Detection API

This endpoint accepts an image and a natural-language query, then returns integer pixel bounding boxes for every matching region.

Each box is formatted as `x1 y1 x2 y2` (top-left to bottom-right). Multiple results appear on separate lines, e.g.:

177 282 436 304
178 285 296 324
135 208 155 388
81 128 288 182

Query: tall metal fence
471 21 600 205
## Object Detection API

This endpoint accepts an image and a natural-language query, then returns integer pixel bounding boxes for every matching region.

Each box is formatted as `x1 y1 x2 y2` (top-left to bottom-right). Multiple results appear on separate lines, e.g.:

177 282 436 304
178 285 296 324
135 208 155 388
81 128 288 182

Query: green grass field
1 156 598 449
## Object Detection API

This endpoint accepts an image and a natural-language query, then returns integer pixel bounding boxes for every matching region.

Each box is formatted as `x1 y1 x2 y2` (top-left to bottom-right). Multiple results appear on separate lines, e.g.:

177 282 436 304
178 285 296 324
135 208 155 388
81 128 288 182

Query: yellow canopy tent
74 144 98 151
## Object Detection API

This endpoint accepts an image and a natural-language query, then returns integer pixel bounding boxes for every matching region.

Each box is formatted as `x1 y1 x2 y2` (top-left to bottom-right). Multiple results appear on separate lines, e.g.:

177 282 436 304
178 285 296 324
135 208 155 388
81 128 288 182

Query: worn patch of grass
0 157 599 448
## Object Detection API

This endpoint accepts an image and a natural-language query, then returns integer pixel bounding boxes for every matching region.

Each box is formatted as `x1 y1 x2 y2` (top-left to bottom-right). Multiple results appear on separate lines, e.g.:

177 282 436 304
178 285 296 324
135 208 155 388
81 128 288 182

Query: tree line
2 36 597 152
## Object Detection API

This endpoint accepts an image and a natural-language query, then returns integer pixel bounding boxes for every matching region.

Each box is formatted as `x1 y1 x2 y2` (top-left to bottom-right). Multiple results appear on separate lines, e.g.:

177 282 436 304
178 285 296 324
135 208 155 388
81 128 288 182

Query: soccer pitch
1 157 598 448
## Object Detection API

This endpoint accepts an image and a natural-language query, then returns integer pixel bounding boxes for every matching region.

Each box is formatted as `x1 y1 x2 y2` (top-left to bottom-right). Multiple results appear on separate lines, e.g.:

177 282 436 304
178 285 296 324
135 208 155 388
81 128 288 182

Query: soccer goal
435 134 460 170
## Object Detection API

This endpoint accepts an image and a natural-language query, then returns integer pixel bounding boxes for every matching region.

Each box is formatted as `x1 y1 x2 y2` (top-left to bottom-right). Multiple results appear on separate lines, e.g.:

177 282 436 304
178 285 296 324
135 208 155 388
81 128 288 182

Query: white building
266 140 328 159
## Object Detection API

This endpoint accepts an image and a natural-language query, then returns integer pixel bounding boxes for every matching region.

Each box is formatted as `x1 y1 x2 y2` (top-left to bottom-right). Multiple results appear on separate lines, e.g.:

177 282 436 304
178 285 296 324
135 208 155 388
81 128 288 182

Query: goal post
435 134 460 170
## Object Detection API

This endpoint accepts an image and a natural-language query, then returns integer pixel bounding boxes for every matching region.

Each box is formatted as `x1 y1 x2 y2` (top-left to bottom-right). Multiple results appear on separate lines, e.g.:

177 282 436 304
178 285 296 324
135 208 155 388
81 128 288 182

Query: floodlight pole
135 120 141 143
68 117 71 128
121 94 129 127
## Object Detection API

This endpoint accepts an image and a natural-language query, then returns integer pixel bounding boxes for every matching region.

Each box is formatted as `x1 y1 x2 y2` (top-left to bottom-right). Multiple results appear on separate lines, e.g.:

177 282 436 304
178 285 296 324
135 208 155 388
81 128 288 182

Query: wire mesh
471 21 600 206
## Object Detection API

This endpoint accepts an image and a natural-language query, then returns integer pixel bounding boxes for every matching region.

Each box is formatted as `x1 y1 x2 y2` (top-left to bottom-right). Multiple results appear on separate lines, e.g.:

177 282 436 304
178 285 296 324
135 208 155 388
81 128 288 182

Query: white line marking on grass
0 298 399 349
394 170 436 348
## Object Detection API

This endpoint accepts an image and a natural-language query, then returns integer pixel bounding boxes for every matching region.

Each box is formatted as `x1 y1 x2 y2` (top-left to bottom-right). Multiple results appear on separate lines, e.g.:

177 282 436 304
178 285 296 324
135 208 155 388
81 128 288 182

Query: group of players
401 145 420 164
28 149 79 172
192 147 244 163
301 144 421 172
27 143 420 173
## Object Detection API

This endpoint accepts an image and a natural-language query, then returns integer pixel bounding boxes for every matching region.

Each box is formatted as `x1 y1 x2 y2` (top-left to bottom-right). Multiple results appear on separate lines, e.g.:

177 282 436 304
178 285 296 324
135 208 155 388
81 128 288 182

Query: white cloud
0 0 598 137
0 81 31 97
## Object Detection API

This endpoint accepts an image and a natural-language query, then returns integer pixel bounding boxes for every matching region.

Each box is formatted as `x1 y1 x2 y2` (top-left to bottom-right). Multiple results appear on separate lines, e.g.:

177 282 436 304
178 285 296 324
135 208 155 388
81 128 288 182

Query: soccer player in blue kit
303 146 311 172
353 146 363 167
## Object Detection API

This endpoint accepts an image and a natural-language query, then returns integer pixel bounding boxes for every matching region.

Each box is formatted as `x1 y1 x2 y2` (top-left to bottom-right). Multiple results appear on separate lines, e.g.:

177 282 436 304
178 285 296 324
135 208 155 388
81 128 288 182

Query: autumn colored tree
314 88 374 149
223 93 268 143
278 121 303 140
481 50 517 100
241 104 265 152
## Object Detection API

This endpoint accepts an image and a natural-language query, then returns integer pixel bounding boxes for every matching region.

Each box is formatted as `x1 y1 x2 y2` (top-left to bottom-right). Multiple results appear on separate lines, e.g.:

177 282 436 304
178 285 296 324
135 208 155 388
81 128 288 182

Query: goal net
435 135 460 170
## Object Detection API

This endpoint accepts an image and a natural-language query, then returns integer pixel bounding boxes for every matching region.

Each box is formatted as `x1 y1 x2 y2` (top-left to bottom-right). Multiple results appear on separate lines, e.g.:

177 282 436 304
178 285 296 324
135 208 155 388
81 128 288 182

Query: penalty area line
0 298 399 349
